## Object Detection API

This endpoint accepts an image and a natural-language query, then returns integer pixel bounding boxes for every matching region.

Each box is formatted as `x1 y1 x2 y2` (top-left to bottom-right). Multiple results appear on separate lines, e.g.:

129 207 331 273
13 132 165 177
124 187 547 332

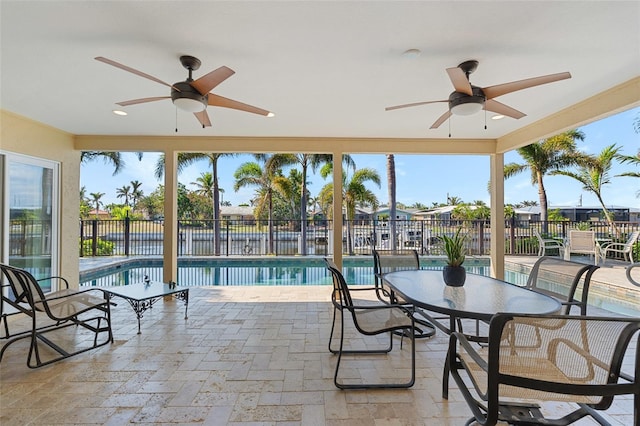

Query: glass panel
3 154 58 292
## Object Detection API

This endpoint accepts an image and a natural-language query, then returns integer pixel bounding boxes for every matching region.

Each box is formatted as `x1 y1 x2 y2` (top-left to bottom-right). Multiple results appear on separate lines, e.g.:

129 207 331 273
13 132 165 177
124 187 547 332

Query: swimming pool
79 256 640 316
79 256 491 287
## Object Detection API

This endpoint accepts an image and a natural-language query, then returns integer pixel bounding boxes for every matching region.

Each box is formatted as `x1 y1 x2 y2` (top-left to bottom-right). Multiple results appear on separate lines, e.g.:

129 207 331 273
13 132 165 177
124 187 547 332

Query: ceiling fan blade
191 66 235 96
482 72 571 99
116 96 170 107
95 57 177 90
430 110 452 129
446 67 473 95
208 93 271 116
194 110 212 127
385 100 447 111
484 99 526 119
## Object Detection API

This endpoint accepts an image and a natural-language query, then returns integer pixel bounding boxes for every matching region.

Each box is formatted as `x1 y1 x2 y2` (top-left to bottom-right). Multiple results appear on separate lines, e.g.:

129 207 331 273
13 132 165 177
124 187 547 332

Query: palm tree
552 144 622 235
130 180 144 211
233 154 296 253
81 152 143 175
503 130 588 227
319 167 380 254
386 154 397 250
81 152 124 175
291 154 355 255
89 192 105 218
116 185 132 207
191 172 215 219
156 153 236 255
447 195 463 205
616 150 640 196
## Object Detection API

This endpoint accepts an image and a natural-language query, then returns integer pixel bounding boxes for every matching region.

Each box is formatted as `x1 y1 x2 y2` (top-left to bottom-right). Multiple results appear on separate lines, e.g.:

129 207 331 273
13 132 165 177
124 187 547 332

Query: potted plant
441 227 467 286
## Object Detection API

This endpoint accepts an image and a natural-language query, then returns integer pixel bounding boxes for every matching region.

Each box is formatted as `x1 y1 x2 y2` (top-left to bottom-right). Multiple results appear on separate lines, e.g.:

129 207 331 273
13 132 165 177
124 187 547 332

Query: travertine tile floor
0 286 636 425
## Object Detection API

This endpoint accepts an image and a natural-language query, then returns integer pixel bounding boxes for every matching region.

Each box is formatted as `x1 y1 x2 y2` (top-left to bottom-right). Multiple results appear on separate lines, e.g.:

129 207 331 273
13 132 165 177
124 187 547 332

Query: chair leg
333 322 415 389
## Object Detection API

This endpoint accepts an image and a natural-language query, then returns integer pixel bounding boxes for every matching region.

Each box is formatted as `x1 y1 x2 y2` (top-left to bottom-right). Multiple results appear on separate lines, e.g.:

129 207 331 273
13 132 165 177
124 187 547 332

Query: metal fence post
91 220 98 256
124 214 130 256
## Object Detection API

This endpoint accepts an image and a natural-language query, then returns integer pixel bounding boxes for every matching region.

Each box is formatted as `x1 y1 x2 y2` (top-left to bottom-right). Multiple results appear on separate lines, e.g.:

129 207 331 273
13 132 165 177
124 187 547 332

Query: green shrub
80 238 114 256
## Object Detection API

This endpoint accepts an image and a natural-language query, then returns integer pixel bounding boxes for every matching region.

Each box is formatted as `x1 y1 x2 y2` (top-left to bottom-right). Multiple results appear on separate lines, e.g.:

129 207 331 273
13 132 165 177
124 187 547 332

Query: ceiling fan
386 60 571 129
95 55 274 128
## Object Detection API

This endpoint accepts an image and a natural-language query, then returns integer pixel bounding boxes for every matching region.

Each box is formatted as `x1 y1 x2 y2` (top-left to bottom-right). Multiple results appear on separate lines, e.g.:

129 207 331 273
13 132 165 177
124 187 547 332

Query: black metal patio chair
449 313 640 426
372 249 436 338
525 256 599 315
324 257 416 389
0 263 113 368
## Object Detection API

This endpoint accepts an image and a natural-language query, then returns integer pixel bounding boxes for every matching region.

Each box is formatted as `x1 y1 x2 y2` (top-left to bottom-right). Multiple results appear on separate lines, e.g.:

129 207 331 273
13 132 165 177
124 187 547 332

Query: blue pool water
79 256 491 287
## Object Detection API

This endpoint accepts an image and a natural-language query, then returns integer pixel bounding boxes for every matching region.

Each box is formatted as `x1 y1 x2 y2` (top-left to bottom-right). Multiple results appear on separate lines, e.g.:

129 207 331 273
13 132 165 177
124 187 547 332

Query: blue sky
81 107 639 210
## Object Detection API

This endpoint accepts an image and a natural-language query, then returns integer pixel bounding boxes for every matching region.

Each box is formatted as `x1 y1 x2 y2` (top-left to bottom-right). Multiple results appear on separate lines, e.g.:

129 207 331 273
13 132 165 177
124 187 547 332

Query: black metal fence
7 218 638 260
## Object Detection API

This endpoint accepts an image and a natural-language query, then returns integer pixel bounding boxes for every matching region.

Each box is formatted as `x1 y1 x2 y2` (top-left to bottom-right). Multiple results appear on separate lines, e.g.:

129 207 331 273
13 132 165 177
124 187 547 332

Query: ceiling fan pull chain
175 106 178 133
484 107 487 130
448 114 451 138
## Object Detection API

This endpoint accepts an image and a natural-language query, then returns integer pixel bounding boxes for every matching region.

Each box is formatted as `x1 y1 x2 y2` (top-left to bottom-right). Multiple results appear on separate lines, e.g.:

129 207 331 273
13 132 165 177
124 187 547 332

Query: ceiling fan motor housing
171 81 208 112
448 86 485 115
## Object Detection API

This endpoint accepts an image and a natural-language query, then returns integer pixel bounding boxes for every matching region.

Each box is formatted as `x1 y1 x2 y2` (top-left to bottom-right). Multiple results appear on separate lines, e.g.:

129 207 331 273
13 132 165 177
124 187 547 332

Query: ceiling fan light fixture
173 97 207 112
448 87 485 116
451 102 483 116
171 81 208 112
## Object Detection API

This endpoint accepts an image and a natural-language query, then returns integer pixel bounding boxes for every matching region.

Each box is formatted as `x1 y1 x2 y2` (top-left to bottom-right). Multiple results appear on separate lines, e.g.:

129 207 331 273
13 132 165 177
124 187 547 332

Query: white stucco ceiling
1 1 639 139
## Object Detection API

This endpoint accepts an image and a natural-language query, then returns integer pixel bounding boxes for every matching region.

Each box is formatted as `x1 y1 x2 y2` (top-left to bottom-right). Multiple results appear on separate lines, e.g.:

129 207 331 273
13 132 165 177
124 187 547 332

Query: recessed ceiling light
267 112 275 118
491 114 505 120
112 110 127 116
402 49 421 58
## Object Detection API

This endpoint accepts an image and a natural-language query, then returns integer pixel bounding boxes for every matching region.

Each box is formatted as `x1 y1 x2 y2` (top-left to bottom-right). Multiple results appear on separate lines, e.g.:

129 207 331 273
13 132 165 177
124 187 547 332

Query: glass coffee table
100 282 189 334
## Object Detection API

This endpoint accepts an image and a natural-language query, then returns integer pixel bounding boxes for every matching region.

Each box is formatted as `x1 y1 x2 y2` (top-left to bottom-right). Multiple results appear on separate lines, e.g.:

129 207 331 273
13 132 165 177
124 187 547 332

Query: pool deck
1 255 637 425
3 259 638 425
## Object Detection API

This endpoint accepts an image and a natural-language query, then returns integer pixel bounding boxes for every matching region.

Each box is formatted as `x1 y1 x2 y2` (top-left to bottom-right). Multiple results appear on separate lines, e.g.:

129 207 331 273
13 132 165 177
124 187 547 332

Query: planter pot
443 265 466 287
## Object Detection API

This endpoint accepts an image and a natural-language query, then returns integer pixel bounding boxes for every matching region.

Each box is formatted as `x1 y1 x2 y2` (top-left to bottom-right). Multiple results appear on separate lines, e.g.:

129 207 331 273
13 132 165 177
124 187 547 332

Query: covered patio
1 1 640 425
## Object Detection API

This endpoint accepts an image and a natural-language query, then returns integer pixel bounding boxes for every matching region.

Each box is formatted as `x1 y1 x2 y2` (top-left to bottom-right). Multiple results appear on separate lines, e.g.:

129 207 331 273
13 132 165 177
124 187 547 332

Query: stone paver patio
1 280 637 425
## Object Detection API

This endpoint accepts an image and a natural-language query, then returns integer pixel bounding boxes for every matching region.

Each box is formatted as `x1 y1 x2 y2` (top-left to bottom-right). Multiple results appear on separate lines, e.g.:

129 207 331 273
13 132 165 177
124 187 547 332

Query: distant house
220 206 255 225
514 205 633 222
369 206 414 222
413 205 478 223
87 209 110 220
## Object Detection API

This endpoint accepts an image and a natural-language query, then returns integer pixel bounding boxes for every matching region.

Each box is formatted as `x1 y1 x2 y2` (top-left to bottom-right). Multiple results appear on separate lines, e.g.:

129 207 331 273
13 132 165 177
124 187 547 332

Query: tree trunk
268 190 274 254
300 163 308 255
537 172 549 233
387 154 397 251
213 159 221 256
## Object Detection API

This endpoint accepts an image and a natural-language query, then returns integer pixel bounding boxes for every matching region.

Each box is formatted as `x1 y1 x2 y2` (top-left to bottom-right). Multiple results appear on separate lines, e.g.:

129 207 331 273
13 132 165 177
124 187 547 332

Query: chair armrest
37 275 70 289
626 263 640 287
351 302 414 315
43 287 108 303
450 331 488 372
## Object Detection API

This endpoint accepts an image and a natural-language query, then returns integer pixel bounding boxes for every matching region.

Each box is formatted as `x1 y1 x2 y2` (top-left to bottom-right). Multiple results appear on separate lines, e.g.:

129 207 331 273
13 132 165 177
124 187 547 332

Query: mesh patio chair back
449 313 640 426
0 263 113 368
372 249 420 302
566 230 602 264
602 230 640 264
532 228 565 257
525 256 599 315
324 258 416 389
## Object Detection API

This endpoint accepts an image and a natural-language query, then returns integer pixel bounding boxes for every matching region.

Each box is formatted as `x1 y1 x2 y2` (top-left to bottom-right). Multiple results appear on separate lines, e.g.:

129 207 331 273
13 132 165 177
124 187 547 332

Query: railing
8 218 638 259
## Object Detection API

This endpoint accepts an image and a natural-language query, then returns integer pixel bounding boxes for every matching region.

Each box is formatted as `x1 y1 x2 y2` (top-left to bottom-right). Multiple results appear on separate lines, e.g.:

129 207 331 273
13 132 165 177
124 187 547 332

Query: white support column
490 153 505 279
332 151 343 269
163 150 178 283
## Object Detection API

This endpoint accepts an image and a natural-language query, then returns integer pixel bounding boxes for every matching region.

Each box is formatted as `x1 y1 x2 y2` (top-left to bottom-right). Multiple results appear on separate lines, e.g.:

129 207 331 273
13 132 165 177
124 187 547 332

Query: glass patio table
100 282 189 334
382 269 561 398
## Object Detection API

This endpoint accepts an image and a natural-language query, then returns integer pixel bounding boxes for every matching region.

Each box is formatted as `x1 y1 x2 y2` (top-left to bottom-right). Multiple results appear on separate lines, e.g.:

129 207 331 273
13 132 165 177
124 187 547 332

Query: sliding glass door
1 152 59 291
